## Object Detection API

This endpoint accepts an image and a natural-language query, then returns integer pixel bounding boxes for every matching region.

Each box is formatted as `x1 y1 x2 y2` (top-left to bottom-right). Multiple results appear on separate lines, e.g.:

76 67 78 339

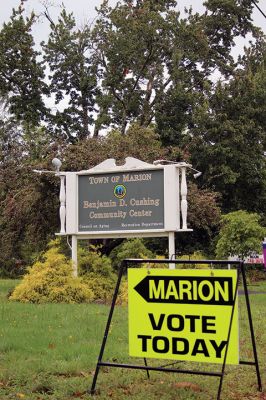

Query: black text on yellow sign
128 269 239 364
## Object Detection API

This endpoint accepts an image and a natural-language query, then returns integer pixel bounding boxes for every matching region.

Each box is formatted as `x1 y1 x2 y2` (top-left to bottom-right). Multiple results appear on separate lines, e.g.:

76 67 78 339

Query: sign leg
168 232 175 269
241 262 262 391
90 262 125 394
144 358 150 379
71 235 78 277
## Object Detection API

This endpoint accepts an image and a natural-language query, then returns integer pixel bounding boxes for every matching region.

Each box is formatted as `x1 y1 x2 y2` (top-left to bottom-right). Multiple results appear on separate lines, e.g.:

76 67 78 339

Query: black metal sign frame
90 259 262 400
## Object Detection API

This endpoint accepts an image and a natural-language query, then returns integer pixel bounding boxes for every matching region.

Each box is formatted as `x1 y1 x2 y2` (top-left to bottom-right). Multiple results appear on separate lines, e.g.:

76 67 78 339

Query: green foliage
146 184 222 257
202 0 256 71
9 241 94 303
189 39 266 214
185 183 221 256
216 210 266 259
245 264 266 283
0 6 47 126
0 0 265 277
188 183 221 234
0 0 262 142
141 255 170 269
78 245 117 303
92 0 204 136
105 124 163 163
91 0 257 136
0 134 60 277
42 7 97 142
117 278 129 305
177 251 208 269
63 123 166 171
78 245 113 277
82 272 116 304
110 238 154 271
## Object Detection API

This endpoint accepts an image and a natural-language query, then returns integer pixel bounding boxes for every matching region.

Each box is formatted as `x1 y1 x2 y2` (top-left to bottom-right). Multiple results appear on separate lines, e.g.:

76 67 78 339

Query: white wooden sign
56 157 193 275
58 157 191 237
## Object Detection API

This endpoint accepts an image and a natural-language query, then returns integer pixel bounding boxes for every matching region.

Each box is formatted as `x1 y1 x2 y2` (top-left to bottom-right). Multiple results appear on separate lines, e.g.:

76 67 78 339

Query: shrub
78 245 113 277
245 264 266 283
117 278 128 305
215 210 266 260
141 254 170 269
9 241 94 303
82 272 116 303
140 251 208 269
177 251 208 269
110 238 154 271
79 245 117 303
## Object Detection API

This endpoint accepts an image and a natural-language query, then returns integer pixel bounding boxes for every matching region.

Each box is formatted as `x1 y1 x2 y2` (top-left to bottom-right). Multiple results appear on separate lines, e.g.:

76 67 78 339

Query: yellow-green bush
10 241 94 304
110 238 154 271
78 245 113 277
177 251 208 269
117 278 128 305
78 245 117 303
82 272 117 304
142 255 169 269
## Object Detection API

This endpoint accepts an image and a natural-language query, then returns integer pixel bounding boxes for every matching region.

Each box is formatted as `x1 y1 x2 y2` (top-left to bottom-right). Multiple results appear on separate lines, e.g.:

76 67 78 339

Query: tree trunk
80 96 90 140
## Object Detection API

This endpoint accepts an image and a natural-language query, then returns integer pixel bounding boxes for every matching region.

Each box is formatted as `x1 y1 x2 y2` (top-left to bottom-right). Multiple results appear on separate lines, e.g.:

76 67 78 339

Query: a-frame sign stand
90 259 262 400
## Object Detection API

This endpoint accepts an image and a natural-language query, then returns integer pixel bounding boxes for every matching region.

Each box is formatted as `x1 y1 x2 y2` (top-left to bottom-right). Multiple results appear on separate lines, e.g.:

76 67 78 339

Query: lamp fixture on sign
153 159 202 179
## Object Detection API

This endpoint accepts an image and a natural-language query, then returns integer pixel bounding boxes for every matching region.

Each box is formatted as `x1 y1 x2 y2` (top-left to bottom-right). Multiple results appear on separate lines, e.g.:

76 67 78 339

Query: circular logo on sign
114 184 126 199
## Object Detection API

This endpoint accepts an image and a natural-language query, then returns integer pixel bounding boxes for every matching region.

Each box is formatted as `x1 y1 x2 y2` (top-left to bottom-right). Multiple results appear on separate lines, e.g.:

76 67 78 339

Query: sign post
71 235 78 277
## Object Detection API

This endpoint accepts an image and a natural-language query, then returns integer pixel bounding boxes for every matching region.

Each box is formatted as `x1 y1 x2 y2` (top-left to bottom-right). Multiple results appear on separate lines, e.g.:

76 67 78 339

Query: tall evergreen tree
0 5 47 128
189 37 266 213
42 8 98 142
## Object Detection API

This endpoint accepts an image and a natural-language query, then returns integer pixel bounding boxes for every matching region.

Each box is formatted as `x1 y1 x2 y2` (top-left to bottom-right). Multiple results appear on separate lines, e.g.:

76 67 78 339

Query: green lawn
0 278 265 399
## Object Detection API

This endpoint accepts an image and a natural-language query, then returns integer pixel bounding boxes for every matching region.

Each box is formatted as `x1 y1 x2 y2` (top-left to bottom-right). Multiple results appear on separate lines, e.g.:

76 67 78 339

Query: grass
0 278 265 399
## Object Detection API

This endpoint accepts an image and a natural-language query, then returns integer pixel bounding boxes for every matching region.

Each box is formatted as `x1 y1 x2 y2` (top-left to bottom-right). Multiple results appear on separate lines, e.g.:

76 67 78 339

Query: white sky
1 0 265 47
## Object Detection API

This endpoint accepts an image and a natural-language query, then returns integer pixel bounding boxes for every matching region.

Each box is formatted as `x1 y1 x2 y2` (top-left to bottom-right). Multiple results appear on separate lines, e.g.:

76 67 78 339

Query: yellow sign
128 269 239 364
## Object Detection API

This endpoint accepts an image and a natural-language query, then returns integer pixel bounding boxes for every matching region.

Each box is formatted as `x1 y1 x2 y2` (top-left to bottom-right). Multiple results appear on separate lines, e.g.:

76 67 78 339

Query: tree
0 5 47 128
62 123 170 171
91 0 179 134
0 116 61 277
1 0 260 141
90 0 258 136
42 7 98 142
188 37 266 214
0 123 168 276
215 210 266 259
0 0 262 276
147 182 222 256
